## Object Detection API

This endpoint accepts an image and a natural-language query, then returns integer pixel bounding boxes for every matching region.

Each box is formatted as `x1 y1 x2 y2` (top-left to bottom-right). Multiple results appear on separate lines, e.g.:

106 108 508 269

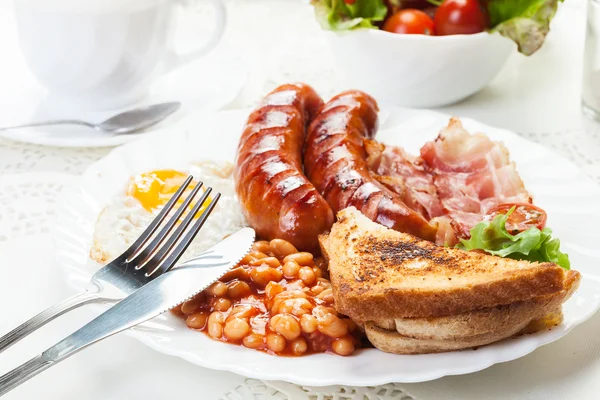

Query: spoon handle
0 119 97 131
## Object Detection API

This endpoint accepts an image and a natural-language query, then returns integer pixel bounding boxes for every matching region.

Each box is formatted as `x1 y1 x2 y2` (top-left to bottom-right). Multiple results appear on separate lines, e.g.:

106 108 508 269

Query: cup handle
165 0 227 71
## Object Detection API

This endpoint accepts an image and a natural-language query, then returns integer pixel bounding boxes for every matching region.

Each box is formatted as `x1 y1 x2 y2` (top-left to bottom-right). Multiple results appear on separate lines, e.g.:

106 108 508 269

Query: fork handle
0 355 53 396
0 290 103 354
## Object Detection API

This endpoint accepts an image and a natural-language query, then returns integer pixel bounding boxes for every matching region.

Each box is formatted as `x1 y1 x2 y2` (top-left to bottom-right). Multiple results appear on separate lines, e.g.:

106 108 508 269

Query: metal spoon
0 102 181 135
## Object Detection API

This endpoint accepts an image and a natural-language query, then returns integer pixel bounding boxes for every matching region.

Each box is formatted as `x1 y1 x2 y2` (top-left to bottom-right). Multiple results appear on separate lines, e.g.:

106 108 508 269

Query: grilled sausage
304 90 437 241
234 83 334 252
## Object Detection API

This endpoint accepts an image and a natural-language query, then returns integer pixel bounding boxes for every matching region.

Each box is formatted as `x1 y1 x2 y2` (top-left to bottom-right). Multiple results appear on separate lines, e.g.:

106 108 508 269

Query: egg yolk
127 170 208 215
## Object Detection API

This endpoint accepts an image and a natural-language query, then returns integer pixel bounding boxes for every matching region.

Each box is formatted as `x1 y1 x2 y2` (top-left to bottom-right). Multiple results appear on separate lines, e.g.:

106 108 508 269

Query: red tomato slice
486 203 548 234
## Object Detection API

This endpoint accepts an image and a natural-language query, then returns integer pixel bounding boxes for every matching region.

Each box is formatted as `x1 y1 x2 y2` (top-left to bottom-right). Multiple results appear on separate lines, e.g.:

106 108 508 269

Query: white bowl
326 29 515 108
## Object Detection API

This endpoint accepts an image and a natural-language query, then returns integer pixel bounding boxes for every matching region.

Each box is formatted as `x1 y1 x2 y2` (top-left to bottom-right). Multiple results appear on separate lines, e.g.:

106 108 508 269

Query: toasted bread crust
320 207 579 320
372 274 578 341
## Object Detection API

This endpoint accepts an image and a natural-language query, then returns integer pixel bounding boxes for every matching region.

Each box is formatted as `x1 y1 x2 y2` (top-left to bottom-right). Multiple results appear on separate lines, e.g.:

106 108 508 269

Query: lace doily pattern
522 125 600 184
222 380 415 400
0 173 71 242
0 137 110 174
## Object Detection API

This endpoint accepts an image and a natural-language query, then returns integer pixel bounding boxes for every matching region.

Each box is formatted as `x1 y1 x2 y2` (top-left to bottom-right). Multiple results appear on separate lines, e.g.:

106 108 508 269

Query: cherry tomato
434 0 487 36
383 9 435 35
486 203 548 234
344 0 356 4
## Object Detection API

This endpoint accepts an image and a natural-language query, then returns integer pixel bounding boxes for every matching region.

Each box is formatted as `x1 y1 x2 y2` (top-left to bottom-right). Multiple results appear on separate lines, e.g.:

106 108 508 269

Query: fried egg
91 161 246 265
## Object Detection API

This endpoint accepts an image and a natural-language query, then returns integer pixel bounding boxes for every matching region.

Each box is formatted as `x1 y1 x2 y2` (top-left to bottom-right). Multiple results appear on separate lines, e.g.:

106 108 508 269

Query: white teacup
14 0 227 110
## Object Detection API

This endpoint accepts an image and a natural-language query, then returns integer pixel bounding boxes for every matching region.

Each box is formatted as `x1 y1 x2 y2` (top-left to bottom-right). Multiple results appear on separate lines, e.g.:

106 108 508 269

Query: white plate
53 107 600 385
0 8 247 149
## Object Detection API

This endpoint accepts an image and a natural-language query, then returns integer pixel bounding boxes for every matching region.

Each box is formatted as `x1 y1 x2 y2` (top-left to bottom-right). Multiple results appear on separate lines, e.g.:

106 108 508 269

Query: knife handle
0 271 173 396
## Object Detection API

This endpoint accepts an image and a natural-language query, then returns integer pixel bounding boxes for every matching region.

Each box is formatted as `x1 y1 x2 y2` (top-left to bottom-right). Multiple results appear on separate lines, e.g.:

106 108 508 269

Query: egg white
91 161 247 265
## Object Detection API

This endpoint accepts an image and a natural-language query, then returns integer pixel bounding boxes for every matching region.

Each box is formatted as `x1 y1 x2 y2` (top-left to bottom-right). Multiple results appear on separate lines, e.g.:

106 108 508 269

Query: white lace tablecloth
2 0 600 399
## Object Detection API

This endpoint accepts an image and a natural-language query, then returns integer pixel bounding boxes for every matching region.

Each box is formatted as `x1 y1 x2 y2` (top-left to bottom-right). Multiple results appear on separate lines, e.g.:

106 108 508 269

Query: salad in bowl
312 0 563 107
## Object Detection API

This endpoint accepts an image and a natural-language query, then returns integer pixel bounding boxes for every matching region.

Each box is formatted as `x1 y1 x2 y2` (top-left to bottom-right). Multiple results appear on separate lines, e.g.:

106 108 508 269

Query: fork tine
123 175 193 259
142 186 213 275
127 179 204 265
150 192 221 277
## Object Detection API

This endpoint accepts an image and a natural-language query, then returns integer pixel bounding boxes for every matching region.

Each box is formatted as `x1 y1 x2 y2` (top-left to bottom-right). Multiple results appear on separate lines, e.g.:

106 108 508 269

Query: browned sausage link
305 91 437 241
234 83 334 252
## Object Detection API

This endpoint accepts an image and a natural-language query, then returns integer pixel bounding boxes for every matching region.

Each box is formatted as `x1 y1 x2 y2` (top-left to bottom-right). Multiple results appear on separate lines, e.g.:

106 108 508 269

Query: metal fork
0 175 219 353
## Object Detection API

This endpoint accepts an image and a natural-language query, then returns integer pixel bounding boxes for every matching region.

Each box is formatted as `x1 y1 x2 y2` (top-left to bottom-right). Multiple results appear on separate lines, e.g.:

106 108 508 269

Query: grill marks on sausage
305 91 437 242
234 83 334 252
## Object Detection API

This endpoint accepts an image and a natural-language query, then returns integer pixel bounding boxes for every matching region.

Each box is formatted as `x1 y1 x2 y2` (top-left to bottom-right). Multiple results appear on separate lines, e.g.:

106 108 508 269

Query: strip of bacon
364 118 532 245
420 118 532 240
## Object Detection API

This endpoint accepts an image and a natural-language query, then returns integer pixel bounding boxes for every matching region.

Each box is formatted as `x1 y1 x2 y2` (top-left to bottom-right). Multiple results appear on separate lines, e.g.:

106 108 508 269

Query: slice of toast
365 274 578 354
319 207 580 321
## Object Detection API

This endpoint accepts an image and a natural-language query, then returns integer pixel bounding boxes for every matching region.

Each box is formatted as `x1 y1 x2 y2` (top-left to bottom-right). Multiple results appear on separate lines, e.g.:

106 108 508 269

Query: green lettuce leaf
311 0 388 31
487 0 563 55
457 208 570 269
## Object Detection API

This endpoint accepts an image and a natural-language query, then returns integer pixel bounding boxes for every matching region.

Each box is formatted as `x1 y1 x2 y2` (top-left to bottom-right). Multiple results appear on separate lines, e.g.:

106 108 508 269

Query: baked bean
224 317 251 341
270 314 301 341
269 239 298 258
243 333 264 349
265 282 284 299
208 322 223 338
249 250 268 260
252 240 271 254
213 297 232 312
209 311 226 324
263 257 282 268
186 312 208 329
290 338 308 355
206 281 228 297
300 314 318 333
271 291 307 314
276 298 313 316
230 304 257 319
250 266 283 287
298 267 316 286
332 336 355 356
221 266 250 282
227 280 252 299
240 254 254 265
316 288 334 304
266 333 286 353
181 298 202 315
317 313 348 338
322 306 339 317
207 312 225 338
283 252 314 267
343 318 357 332
282 261 300 278
313 267 323 278
310 285 325 296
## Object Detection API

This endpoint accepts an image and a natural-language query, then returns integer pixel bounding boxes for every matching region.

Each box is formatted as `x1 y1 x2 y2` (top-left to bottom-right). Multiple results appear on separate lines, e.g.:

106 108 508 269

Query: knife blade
0 227 255 395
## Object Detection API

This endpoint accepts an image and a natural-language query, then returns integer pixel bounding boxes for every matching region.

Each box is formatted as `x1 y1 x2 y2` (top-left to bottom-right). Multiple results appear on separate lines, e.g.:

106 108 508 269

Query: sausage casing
304 90 437 241
234 83 334 252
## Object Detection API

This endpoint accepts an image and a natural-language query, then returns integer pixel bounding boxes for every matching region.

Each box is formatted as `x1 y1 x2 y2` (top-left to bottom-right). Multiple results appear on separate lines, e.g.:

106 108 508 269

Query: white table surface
1 0 600 399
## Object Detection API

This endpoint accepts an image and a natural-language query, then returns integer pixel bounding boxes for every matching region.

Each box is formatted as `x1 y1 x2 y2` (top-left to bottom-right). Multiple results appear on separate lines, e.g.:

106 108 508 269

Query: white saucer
0 9 247 148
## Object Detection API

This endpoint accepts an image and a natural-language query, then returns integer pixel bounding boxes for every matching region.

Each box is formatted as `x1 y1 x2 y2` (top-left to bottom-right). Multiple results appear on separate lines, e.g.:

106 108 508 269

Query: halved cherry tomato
486 203 548 234
383 9 435 35
434 0 487 36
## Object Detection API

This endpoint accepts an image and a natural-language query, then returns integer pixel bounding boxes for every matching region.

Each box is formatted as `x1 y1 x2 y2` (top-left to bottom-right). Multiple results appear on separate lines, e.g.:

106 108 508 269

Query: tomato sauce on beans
172 239 364 356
